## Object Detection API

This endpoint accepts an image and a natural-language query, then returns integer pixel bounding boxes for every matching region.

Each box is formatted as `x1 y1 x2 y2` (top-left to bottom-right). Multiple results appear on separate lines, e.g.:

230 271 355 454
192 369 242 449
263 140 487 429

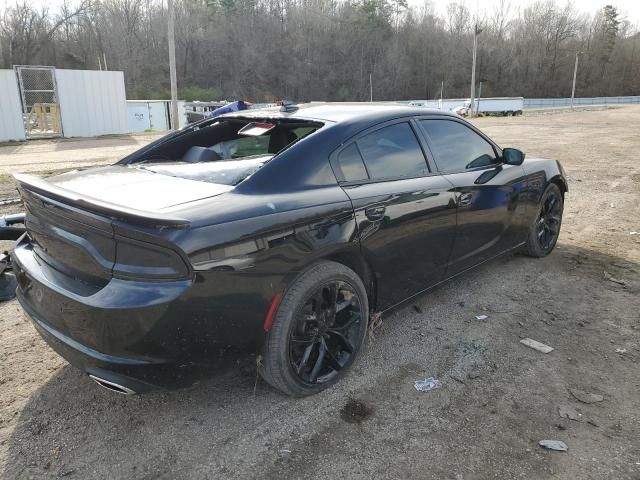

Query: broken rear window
126 119 322 186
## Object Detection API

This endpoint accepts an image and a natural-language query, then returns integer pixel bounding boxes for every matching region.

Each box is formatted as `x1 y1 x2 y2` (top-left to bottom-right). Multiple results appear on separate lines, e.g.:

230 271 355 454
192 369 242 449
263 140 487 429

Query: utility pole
570 52 582 110
477 80 483 113
469 23 482 116
167 0 179 130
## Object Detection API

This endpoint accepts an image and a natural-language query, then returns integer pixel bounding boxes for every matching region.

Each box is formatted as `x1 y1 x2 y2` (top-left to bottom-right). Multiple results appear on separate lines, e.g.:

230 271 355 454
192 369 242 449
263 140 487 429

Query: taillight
113 236 190 280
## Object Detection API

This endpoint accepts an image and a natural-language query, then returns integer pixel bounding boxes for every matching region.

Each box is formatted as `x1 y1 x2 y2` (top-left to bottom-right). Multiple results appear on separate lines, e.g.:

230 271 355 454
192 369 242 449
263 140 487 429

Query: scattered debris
615 348 626 354
368 312 383 343
569 388 604 404
458 341 485 355
587 419 600 427
630 231 639 235
475 314 489 321
558 405 581 421
278 449 291 455
340 398 373 424
468 370 482 380
520 338 554 353
414 377 441 392
555 423 567 431
603 271 626 286
253 355 263 396
456 301 465 307
449 373 466 384
412 304 423 314
539 440 568 451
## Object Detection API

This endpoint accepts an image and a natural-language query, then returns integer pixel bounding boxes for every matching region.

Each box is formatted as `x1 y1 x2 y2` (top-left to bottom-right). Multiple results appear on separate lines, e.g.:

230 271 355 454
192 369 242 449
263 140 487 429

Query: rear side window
337 144 368 181
357 123 428 179
419 120 498 172
336 122 429 182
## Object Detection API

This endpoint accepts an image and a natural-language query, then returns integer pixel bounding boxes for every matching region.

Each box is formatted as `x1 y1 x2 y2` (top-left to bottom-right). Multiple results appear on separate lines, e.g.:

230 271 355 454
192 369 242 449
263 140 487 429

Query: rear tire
259 261 369 396
524 183 564 257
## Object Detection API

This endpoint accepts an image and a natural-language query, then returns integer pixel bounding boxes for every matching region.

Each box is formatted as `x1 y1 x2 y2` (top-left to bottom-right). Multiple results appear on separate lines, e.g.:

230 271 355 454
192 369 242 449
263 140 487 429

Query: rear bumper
19 296 169 393
13 242 203 391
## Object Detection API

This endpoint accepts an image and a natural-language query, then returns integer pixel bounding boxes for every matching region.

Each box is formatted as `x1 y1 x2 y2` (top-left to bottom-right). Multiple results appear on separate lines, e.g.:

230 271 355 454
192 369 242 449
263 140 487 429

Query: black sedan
13 104 567 396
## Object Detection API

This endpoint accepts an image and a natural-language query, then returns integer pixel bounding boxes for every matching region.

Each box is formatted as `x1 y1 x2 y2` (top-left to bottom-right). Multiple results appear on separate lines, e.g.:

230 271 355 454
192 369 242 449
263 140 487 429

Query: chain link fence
524 96 640 109
14 66 62 138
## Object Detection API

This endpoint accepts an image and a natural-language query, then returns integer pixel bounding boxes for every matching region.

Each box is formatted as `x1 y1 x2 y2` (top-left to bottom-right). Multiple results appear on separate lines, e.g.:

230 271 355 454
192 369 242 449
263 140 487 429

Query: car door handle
458 193 473 206
365 206 386 221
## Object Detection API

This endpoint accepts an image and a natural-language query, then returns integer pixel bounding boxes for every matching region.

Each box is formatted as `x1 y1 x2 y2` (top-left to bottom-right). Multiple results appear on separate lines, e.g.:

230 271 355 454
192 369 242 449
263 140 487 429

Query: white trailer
405 97 524 116
408 99 440 109
439 98 467 112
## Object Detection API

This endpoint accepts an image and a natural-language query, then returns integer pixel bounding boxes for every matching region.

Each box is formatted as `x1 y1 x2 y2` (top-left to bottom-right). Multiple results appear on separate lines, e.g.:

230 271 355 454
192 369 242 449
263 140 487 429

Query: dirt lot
0 107 639 479
0 133 163 181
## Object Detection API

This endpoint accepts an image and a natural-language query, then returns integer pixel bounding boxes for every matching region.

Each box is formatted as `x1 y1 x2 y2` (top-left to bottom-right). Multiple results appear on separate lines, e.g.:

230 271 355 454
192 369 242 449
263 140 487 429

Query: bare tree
0 0 638 100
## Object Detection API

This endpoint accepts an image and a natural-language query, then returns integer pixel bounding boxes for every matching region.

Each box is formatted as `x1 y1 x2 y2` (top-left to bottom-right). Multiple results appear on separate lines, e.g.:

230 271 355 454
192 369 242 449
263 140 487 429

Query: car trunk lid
43 165 234 210
15 166 231 286
20 186 117 286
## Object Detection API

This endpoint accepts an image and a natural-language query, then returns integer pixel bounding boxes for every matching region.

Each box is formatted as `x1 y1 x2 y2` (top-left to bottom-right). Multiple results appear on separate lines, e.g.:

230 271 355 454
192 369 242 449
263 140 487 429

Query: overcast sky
8 0 640 26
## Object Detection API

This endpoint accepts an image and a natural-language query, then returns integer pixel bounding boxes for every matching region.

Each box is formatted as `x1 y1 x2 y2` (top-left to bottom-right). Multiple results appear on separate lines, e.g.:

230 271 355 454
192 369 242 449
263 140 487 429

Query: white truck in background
407 97 525 116
451 97 525 116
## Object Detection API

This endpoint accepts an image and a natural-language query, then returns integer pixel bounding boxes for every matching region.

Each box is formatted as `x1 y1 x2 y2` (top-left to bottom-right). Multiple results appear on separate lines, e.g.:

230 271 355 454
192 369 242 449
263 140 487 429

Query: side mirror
502 148 525 165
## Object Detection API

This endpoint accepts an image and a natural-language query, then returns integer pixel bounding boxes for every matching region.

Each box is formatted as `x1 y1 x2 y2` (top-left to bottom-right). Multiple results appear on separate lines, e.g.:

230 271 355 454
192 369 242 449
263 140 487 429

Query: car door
417 117 527 276
331 119 458 310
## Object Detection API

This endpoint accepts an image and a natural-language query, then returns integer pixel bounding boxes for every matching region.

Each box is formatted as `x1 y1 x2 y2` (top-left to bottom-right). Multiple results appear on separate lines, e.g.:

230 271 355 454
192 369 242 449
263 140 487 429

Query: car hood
46 165 234 211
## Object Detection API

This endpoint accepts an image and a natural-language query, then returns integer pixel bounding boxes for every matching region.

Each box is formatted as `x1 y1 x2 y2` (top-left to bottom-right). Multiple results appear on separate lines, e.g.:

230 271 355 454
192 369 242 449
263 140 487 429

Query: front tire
259 261 368 396
524 183 564 257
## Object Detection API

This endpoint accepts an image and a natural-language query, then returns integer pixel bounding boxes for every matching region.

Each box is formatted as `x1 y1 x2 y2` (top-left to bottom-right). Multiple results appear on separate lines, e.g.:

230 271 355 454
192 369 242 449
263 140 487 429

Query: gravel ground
0 107 639 479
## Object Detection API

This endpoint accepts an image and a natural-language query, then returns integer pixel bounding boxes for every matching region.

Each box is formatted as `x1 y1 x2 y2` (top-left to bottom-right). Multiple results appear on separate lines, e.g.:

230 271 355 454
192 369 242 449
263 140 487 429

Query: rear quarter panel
152 187 359 355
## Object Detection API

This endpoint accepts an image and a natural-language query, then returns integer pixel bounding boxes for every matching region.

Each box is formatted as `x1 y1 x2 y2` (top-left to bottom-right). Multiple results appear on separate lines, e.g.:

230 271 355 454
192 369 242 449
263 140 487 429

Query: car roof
222 102 458 124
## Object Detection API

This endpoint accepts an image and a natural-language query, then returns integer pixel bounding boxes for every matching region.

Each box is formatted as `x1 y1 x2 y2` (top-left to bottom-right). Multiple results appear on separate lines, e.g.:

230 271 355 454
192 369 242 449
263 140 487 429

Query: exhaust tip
89 374 137 395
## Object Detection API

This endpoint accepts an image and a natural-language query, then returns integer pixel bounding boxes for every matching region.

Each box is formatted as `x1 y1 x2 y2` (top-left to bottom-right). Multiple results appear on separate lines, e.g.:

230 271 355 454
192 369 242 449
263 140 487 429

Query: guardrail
524 96 640 109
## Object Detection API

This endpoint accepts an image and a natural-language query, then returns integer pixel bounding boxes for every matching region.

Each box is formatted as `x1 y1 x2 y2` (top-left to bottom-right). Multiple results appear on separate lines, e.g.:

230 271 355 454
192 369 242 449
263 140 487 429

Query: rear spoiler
14 174 190 228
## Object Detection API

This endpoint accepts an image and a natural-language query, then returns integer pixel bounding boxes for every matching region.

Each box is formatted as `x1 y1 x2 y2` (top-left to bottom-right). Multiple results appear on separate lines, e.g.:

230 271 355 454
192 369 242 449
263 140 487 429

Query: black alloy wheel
289 281 362 385
524 183 564 257
259 261 369 396
536 189 563 252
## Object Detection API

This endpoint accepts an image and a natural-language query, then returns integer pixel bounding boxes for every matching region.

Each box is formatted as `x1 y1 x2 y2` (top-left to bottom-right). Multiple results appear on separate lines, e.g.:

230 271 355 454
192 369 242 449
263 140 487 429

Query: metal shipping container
126 100 187 133
54 69 128 137
0 70 27 142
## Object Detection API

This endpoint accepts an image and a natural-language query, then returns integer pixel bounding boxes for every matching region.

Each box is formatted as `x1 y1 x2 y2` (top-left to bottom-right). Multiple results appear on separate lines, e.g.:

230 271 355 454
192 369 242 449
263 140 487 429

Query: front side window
420 120 498 172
